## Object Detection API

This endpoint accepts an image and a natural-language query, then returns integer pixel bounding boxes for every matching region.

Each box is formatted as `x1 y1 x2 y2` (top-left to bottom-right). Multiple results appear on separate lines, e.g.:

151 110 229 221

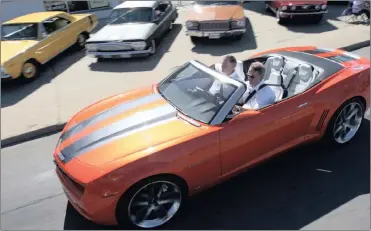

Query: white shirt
241 80 276 110
209 63 244 95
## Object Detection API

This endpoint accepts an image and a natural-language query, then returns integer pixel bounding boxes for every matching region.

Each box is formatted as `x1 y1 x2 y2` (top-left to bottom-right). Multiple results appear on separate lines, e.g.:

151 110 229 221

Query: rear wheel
116 176 186 229
76 33 88 50
324 97 365 146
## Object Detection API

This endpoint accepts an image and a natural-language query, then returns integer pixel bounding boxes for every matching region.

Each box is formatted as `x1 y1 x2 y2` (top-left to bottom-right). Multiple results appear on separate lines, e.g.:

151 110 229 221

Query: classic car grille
97 42 133 51
285 4 321 13
199 21 230 31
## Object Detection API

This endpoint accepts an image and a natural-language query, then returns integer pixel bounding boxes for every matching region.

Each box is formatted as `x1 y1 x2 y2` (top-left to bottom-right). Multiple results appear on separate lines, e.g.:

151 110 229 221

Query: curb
1 42 370 148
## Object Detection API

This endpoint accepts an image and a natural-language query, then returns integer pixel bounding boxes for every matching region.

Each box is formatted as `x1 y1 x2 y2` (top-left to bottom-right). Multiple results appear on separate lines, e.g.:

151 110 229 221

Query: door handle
298 102 308 108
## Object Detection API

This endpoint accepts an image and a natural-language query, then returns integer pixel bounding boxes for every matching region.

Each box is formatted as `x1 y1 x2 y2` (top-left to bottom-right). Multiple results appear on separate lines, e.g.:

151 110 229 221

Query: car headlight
315 4 321 10
131 41 147 51
321 4 327 10
280 5 288 11
231 18 246 28
290 5 296 10
86 44 98 51
186 21 198 29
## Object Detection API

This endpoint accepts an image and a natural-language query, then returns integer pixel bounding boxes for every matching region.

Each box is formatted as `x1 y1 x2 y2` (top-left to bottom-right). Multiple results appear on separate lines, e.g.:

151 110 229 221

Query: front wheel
116 176 186 229
312 14 323 24
21 60 40 81
324 98 365 146
76 33 88 50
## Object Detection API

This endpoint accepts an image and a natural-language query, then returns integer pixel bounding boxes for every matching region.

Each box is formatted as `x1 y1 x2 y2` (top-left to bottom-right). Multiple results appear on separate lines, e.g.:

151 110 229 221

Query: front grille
285 5 321 13
56 161 85 197
96 42 133 51
199 21 230 31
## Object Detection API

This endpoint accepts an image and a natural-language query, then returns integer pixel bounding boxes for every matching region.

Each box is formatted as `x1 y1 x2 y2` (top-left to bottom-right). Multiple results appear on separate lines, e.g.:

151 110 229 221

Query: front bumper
186 28 246 39
279 10 328 17
55 160 119 225
86 48 153 59
1 68 11 79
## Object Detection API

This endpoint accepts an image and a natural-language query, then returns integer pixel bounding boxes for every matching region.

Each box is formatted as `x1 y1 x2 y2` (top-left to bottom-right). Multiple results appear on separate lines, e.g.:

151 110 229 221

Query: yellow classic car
1 11 98 81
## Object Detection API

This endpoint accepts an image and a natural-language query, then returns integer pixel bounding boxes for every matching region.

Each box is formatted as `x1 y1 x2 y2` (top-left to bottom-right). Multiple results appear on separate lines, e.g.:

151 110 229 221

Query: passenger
209 55 244 95
234 62 276 112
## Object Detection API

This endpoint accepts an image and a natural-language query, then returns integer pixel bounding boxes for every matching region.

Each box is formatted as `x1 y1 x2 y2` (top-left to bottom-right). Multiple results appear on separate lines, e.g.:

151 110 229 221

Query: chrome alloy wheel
333 102 363 144
78 34 86 47
128 181 182 228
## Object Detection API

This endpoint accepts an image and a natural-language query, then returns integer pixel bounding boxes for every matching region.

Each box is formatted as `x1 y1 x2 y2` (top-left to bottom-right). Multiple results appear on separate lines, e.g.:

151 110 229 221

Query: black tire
76 33 88 50
115 175 187 229
312 14 323 24
21 60 40 82
235 34 243 40
323 97 365 147
190 36 199 45
276 11 286 24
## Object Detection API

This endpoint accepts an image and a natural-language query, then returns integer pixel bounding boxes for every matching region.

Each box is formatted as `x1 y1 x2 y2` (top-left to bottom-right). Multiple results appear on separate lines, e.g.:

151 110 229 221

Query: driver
209 55 243 95
234 62 276 112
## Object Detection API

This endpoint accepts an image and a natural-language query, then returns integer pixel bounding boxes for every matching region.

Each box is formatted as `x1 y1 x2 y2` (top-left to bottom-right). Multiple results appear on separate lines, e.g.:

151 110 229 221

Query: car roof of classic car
114 0 159 9
4 11 64 24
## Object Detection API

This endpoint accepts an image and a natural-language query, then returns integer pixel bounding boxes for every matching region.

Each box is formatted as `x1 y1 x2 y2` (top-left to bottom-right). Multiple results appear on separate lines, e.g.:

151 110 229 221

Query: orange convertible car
54 46 370 229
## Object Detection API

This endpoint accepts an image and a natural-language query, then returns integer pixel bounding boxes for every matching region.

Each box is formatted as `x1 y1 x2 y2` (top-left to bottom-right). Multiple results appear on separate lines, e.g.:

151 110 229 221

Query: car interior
239 54 320 104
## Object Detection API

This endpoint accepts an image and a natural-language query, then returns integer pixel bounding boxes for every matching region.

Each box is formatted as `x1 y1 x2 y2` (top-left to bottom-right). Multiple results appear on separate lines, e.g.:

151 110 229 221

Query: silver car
85 0 178 59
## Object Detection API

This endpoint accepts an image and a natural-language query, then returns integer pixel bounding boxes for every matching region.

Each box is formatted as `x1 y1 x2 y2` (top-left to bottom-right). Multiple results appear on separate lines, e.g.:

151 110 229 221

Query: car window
1 23 38 40
109 7 153 24
158 62 238 124
43 16 70 34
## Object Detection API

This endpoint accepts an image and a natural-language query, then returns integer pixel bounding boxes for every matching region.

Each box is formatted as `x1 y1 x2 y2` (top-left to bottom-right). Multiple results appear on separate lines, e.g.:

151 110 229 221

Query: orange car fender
92 128 221 199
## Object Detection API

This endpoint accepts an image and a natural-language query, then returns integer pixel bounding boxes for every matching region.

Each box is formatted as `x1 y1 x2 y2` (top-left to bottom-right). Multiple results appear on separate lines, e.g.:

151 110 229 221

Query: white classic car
85 0 178 59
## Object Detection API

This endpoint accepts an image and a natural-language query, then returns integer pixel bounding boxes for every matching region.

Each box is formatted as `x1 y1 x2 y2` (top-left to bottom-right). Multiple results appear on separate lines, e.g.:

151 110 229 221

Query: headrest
266 56 284 72
298 64 313 81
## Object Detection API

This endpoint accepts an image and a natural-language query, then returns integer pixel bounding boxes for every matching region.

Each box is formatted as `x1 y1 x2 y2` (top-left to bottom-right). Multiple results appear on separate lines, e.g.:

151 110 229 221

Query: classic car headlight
231 18 246 28
321 4 327 10
86 44 98 51
280 5 288 11
315 5 321 10
186 21 198 29
290 5 296 10
131 41 147 51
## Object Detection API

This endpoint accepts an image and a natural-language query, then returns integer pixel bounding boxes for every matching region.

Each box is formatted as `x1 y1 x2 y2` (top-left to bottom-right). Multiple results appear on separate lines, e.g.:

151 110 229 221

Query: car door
153 0 172 37
219 90 316 175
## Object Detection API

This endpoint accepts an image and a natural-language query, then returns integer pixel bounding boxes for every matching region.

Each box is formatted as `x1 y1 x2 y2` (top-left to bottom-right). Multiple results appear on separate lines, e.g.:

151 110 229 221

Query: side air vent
316 109 330 131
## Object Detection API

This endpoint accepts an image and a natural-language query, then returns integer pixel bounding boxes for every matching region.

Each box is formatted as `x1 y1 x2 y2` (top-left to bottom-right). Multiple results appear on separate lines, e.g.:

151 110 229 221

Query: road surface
1 47 370 230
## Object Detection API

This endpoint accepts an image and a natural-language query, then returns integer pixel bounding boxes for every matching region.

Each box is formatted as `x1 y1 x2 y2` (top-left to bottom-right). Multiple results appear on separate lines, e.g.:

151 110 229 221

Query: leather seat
287 64 314 97
281 60 299 89
263 56 284 81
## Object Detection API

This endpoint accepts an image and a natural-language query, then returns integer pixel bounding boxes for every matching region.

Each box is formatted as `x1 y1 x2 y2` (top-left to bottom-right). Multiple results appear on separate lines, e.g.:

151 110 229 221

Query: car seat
286 64 314 97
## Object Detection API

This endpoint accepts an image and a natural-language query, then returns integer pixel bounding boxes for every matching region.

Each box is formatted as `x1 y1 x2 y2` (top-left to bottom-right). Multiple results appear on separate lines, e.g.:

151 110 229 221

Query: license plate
209 33 220 39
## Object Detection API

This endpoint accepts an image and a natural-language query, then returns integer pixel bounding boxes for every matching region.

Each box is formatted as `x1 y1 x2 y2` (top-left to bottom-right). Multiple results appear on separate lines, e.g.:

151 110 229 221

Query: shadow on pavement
87 24 182 73
191 17 257 56
1 47 85 108
64 119 370 230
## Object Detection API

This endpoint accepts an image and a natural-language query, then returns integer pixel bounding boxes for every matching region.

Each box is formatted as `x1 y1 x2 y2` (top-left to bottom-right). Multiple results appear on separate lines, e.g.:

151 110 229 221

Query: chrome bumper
86 48 153 59
280 10 328 16
186 29 246 38
1 68 11 79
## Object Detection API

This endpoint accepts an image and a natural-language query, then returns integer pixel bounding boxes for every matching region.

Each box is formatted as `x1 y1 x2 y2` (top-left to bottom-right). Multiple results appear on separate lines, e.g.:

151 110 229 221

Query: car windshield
195 1 240 6
158 62 238 124
109 7 153 24
1 23 38 40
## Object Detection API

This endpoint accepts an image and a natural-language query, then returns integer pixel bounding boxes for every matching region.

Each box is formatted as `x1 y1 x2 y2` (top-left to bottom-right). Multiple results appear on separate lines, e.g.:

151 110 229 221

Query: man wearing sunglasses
233 61 276 113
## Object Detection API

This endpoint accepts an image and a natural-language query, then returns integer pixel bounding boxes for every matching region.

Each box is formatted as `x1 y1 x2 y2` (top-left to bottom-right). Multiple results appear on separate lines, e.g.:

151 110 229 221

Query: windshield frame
108 7 155 25
1 23 39 41
157 60 246 125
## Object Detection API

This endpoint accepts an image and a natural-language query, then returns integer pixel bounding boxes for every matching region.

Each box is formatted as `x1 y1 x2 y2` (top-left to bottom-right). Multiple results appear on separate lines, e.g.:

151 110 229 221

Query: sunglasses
246 73 254 79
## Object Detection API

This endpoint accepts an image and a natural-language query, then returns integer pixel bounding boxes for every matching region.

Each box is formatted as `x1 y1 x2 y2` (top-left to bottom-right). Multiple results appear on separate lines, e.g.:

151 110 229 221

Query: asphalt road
1 47 370 230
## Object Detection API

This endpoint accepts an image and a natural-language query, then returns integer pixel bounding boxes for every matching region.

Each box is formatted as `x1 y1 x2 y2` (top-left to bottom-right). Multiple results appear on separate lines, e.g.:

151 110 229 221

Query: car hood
56 87 201 166
87 23 157 42
1 40 38 65
186 5 244 21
